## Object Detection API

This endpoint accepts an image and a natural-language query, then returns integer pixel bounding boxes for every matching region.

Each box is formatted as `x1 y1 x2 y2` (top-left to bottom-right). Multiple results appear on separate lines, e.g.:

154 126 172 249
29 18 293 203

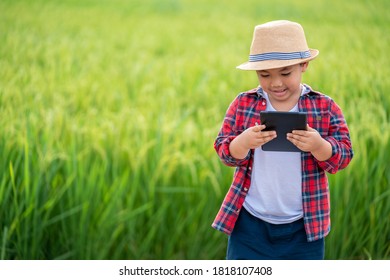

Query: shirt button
262 101 266 106
236 209 240 213
244 188 248 192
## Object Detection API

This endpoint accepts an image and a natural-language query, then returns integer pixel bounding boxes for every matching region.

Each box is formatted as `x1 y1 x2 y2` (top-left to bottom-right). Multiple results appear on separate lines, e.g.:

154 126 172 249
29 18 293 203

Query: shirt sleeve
316 99 354 174
214 94 251 167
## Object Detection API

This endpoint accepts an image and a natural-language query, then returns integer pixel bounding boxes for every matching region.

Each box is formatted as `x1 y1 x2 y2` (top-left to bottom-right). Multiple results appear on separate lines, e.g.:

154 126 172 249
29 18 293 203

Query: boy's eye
281 72 291 76
260 74 270 78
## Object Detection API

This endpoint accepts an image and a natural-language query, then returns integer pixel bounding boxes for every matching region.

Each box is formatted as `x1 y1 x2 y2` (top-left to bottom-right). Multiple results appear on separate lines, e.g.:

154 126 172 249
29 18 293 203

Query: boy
213 20 353 259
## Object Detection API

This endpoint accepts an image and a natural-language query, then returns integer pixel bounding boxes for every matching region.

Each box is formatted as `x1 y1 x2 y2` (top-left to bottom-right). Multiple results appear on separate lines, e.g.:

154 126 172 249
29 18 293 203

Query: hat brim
236 49 319 71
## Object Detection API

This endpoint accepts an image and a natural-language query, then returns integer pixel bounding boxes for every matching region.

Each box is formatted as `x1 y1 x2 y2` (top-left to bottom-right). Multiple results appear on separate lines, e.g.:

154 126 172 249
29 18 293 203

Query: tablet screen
260 111 307 152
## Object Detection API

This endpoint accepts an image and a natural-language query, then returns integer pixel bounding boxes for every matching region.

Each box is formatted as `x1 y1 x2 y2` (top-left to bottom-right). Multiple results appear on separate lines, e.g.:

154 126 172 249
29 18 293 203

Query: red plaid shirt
212 84 353 241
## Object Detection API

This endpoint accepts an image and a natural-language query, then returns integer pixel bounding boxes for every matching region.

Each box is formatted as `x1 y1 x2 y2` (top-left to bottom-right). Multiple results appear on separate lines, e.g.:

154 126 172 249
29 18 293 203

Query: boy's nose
270 77 283 87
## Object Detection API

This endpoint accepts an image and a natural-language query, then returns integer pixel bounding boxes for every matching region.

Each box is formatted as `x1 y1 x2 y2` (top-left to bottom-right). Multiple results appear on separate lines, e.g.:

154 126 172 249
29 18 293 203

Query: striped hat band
249 51 311 62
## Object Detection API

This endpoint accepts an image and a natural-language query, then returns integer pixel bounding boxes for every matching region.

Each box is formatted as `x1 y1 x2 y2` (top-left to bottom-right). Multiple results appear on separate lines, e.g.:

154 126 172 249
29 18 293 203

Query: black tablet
260 111 307 152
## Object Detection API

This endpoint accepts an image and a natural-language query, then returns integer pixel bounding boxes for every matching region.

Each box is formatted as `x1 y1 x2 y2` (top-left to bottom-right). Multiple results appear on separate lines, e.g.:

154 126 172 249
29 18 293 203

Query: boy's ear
300 62 309 72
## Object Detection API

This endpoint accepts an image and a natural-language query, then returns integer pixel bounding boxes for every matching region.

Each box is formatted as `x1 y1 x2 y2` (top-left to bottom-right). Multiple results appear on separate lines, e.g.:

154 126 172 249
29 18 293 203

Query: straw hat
237 20 319 70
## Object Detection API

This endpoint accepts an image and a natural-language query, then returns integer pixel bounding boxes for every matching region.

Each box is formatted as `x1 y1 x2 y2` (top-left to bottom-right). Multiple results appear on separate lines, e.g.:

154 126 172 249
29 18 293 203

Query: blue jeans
227 207 324 260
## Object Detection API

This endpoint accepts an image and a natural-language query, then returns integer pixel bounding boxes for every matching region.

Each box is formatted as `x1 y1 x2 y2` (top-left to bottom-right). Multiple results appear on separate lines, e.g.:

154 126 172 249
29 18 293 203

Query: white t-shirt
243 88 304 224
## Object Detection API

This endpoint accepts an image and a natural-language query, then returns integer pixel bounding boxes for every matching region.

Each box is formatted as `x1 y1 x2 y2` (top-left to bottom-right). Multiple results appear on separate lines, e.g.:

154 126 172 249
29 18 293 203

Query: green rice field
0 0 389 260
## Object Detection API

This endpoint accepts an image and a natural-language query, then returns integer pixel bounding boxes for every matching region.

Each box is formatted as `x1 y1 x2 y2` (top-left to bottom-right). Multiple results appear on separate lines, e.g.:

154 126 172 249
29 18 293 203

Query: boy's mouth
270 88 287 97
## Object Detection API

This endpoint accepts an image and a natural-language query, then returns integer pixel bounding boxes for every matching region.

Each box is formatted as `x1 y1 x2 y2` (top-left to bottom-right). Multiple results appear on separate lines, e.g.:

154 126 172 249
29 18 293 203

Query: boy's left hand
287 124 330 158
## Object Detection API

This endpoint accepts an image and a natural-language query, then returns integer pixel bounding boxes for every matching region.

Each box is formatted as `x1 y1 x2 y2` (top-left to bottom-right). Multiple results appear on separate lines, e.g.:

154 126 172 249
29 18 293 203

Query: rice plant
0 0 389 259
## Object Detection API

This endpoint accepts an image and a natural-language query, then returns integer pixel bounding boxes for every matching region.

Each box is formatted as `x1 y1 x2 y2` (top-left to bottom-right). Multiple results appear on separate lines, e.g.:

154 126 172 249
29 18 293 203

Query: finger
287 136 303 150
287 133 302 143
306 124 316 132
287 135 297 146
252 135 276 148
256 130 277 139
291 129 307 136
252 123 265 132
263 134 277 143
259 134 277 147
287 134 301 142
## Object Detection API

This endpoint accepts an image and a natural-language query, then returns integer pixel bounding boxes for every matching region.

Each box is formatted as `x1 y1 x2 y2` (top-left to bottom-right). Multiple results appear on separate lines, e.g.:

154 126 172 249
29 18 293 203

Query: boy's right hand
240 123 277 149
229 123 277 160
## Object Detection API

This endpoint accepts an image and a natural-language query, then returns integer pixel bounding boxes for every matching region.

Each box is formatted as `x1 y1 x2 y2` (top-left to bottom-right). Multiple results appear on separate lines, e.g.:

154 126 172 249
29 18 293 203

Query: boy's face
256 63 308 106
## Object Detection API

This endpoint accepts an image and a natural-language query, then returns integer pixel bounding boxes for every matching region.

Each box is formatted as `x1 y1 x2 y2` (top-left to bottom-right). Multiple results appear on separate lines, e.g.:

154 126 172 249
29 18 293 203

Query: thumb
306 124 316 132
253 122 263 132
